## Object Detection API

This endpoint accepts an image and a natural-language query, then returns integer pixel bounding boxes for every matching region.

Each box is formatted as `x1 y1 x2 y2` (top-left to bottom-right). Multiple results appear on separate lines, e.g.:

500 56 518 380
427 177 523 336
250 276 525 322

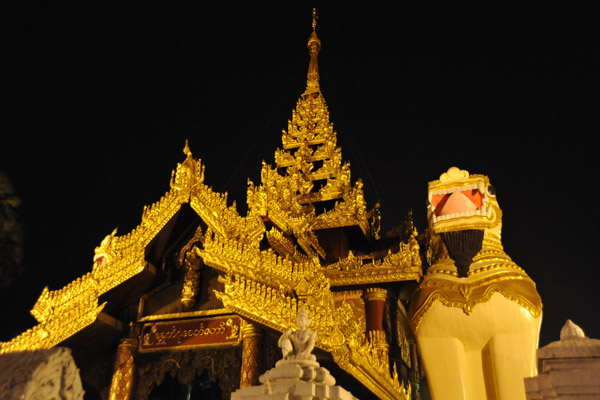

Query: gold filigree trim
215 271 408 399
248 90 379 242
1 144 202 353
325 236 422 286
138 308 231 322
364 288 388 302
409 270 543 333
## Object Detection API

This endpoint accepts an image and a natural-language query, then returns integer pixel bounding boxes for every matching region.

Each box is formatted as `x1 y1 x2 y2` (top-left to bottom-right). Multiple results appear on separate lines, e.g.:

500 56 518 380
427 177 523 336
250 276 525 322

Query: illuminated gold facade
1 10 423 400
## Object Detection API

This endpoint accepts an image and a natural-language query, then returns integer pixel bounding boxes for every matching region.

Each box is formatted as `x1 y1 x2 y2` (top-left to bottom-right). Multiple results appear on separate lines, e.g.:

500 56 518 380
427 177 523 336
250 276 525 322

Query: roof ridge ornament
303 8 321 97
183 139 192 158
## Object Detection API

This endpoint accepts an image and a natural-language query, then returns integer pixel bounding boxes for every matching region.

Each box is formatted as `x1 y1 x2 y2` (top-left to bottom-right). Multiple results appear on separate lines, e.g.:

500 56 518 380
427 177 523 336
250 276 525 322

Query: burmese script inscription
139 315 241 352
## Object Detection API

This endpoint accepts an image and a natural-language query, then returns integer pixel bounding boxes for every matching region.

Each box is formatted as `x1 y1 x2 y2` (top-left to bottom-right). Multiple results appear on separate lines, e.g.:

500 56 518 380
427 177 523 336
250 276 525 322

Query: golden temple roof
1 10 420 400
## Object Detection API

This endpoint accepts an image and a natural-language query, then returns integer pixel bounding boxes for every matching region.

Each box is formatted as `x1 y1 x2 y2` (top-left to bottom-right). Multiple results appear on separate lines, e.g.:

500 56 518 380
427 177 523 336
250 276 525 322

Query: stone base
231 359 358 400
524 320 600 400
0 347 84 400
260 359 336 386
231 378 357 400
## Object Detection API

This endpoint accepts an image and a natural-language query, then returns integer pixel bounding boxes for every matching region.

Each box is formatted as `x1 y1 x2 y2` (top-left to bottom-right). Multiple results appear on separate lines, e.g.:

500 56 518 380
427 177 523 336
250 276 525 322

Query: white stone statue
231 306 357 400
278 306 317 361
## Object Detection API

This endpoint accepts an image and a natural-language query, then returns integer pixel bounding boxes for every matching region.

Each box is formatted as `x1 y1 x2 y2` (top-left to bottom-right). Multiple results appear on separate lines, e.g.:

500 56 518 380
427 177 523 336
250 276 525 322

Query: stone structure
524 320 600 399
0 347 84 400
231 308 357 400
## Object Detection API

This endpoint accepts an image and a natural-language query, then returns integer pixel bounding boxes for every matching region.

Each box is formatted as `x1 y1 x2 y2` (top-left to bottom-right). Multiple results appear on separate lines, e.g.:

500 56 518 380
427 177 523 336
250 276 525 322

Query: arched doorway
136 348 241 400
148 371 221 400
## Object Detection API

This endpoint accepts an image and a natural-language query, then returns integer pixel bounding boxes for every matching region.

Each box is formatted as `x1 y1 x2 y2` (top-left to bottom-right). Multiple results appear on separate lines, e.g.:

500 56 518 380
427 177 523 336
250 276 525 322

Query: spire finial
303 8 321 97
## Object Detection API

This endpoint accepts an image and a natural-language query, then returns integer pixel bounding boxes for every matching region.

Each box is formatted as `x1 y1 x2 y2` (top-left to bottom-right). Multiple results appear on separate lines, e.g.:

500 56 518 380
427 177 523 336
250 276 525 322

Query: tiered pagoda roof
1 10 422 400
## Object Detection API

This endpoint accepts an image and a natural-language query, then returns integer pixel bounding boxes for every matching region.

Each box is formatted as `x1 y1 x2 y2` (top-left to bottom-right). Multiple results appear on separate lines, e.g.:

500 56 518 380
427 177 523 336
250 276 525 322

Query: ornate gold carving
212 255 409 399
190 180 265 248
2 276 106 353
304 8 321 96
226 318 241 340
364 287 388 303
180 227 204 308
333 290 366 333
330 333 411 400
409 268 543 332
368 330 390 365
248 88 379 240
93 227 117 267
324 235 422 286
239 321 264 388
135 347 242 400
138 308 231 322
1 144 200 354
265 226 307 262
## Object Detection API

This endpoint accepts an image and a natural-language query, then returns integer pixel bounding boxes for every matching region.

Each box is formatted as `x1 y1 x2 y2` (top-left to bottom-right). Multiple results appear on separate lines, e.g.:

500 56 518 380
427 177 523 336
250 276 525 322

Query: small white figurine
278 306 317 361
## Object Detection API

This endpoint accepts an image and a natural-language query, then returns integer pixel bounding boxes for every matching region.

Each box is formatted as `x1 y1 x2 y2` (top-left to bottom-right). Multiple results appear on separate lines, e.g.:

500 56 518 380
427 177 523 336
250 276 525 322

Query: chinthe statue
409 167 543 400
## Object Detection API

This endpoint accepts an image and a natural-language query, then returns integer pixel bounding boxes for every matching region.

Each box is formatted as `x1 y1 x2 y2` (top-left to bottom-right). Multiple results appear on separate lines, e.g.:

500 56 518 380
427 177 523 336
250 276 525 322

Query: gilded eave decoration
0 143 201 354
324 240 422 286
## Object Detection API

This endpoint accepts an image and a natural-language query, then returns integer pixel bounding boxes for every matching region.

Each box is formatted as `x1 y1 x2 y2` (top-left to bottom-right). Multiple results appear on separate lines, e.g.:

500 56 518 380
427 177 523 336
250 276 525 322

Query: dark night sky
1 4 599 348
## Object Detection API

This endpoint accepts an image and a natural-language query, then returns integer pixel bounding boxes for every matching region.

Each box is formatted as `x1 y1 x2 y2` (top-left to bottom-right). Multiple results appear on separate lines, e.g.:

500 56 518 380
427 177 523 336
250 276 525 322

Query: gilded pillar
240 321 264 388
363 287 387 332
364 288 389 362
109 338 138 400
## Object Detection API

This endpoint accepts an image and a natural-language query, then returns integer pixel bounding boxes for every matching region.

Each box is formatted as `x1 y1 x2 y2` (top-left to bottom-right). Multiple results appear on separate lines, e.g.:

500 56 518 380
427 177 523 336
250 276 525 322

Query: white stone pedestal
524 320 600 399
0 347 84 400
231 359 358 400
234 308 358 400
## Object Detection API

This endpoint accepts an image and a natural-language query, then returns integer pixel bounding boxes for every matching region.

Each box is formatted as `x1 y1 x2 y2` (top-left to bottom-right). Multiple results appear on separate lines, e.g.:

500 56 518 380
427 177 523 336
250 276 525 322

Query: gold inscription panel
139 315 241 352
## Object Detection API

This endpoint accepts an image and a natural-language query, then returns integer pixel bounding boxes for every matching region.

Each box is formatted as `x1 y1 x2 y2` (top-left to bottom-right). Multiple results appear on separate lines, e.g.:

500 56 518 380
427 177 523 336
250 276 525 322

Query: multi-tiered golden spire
246 8 376 242
303 8 321 97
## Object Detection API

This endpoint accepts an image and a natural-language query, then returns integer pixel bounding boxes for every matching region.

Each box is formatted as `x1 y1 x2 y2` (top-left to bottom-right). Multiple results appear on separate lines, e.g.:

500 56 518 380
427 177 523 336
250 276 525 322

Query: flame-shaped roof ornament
303 8 321 97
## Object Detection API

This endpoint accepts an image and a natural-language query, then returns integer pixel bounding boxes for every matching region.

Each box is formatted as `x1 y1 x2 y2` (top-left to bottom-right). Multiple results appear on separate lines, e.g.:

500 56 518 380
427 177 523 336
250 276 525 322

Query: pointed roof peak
303 8 321 97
